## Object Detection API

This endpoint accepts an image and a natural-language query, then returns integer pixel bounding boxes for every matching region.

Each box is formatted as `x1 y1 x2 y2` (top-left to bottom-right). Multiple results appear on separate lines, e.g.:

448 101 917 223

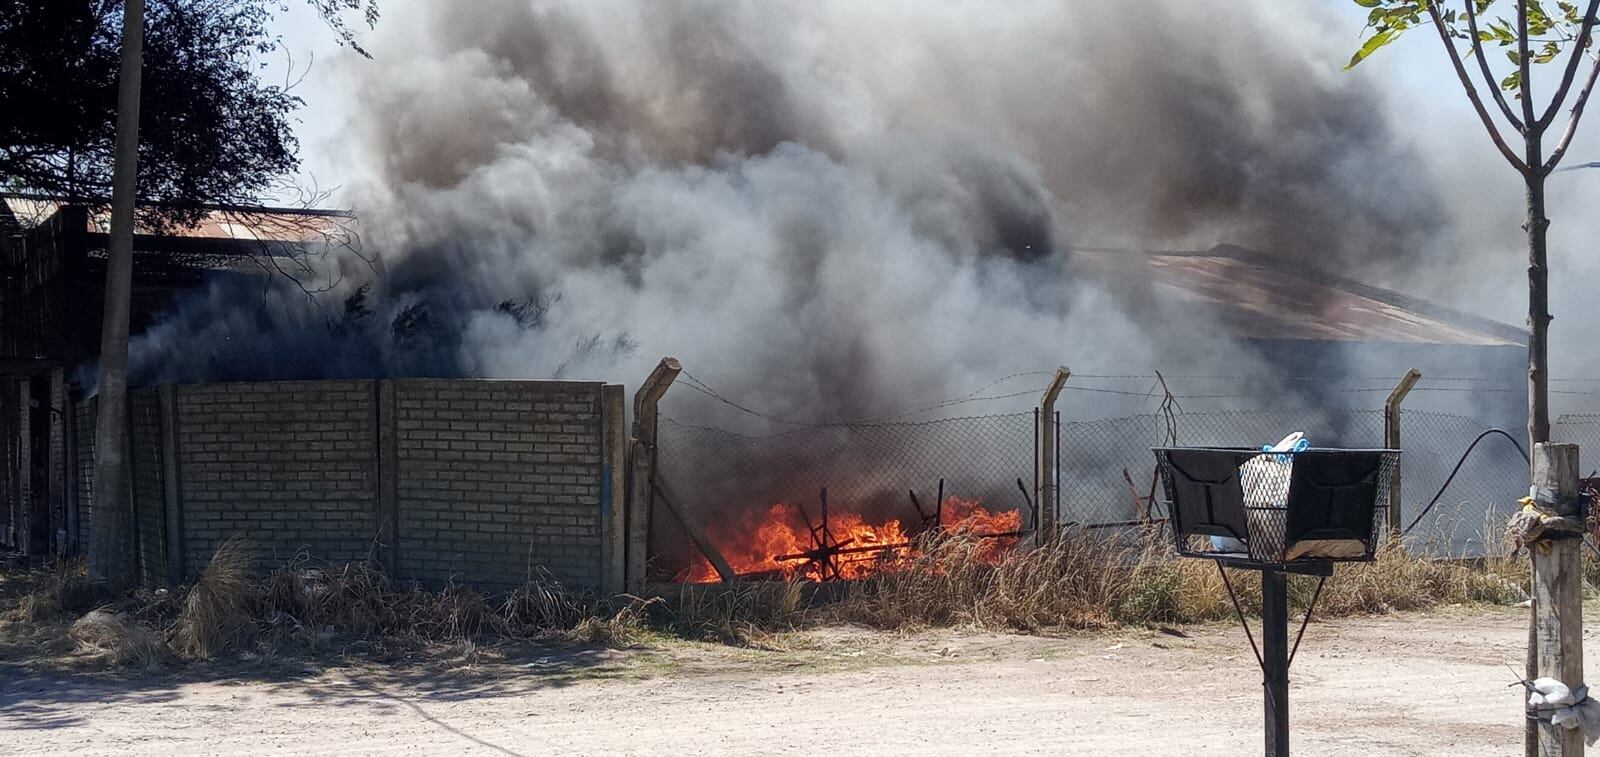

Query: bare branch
1545 53 1600 171
1465 0 1527 131
1519 0 1537 127
1426 1 1533 172
1536 0 1600 131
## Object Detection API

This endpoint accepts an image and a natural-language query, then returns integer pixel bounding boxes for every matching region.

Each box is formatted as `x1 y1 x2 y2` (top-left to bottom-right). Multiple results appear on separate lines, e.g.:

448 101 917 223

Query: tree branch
1536 0 1600 131
1519 0 1537 127
1426 1 1533 172
1545 53 1600 171
1465 0 1527 132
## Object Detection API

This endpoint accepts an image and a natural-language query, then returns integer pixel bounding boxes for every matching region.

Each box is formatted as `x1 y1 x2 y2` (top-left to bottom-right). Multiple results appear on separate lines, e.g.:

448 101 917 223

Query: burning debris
683 491 1024 583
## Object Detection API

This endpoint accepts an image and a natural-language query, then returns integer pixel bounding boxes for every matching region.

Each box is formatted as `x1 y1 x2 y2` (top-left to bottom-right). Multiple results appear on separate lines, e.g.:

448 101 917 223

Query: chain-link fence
1399 411 1530 555
1060 407 1387 530
1554 414 1600 451
646 372 1577 575
650 412 1037 581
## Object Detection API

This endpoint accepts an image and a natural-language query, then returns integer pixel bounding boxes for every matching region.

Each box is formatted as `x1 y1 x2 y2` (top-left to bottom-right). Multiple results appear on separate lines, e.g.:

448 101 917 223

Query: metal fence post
627 357 680 593
1382 368 1421 534
1035 367 1070 542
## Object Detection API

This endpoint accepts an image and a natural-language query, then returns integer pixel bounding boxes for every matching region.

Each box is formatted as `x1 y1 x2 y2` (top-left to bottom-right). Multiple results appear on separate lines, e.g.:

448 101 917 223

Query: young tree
0 0 377 227
1347 4 1598 755
1347 0 1598 446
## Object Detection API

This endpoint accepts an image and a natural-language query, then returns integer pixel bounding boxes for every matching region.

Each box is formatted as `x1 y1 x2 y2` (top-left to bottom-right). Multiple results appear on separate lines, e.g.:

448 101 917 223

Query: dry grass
68 610 165 669
830 526 1531 632
170 538 254 658
0 525 1542 670
663 580 809 644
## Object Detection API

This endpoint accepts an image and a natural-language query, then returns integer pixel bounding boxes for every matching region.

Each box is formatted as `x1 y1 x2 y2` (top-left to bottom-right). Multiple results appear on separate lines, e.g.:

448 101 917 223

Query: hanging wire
1402 428 1531 536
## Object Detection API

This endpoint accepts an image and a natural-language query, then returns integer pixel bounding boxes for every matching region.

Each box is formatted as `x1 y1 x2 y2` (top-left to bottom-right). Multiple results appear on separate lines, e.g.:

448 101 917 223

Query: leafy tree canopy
0 0 377 228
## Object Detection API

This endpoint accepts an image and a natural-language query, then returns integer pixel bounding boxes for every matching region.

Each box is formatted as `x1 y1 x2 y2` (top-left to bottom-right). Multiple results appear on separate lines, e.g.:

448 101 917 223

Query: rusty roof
1074 245 1525 347
2 195 353 245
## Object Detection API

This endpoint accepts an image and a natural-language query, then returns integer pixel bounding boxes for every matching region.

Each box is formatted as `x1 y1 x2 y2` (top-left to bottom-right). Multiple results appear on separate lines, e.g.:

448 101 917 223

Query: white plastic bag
1211 432 1307 554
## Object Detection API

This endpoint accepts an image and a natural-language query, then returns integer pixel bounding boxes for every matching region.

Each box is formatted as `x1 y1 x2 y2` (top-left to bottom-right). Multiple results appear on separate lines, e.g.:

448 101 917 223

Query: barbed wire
676 368 1054 428
671 366 1600 432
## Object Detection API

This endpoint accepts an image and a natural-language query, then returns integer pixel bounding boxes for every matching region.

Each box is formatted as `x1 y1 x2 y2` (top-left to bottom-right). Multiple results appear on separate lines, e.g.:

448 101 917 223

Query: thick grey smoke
130 0 1450 425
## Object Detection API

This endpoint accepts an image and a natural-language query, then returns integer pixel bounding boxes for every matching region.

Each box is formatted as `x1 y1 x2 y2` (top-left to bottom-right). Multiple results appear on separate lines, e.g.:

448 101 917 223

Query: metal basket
1153 447 1399 567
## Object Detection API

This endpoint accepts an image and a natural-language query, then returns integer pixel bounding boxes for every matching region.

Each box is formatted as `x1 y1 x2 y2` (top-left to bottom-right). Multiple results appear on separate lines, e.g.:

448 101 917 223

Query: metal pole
1262 569 1290 757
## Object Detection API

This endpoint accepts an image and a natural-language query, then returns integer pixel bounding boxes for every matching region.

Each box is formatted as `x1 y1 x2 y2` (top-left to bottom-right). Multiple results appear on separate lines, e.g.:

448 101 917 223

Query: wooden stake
1531 442 1582 757
653 479 737 585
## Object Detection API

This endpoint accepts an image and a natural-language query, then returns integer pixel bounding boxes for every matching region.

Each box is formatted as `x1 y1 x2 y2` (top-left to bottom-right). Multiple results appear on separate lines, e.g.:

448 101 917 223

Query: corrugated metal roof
2 196 352 244
1074 246 1524 348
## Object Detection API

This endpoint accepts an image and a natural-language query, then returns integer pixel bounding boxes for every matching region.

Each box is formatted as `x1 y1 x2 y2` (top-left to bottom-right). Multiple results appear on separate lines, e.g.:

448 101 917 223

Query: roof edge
1201 244 1528 347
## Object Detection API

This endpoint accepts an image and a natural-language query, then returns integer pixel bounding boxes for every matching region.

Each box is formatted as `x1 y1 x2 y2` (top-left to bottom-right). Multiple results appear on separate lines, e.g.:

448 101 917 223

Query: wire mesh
650 413 1036 582
1157 448 1397 564
1554 414 1600 453
1401 411 1529 555
1059 408 1386 530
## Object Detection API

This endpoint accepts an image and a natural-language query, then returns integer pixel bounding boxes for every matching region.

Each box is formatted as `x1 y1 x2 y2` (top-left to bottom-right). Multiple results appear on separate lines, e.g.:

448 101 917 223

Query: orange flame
684 496 1023 582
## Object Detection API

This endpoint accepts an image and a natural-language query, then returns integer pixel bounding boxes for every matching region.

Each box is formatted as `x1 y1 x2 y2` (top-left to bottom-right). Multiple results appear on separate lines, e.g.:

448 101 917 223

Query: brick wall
392 380 606 590
176 381 379 577
59 378 620 592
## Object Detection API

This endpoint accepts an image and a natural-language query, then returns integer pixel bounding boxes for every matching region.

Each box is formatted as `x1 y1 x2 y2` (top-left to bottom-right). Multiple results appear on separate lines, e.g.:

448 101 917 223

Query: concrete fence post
63 389 78 556
17 379 31 556
1382 368 1421 535
158 385 184 586
1035 367 1070 542
601 384 627 595
626 357 680 593
47 369 65 557
375 379 400 578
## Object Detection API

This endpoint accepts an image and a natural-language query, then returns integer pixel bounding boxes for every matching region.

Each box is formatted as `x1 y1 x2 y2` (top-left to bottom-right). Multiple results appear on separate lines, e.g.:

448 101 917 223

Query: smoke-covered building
1076 243 1527 425
0 189 1529 566
0 195 352 558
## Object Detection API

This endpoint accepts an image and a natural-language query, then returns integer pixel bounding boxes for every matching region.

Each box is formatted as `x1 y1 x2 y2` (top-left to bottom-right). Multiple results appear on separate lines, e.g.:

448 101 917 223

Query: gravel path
0 606 1578 756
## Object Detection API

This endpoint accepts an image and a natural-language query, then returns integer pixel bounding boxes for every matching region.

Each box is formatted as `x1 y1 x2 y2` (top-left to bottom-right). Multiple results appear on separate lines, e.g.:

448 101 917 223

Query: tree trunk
1524 133 1551 757
87 0 143 589
1526 166 1551 446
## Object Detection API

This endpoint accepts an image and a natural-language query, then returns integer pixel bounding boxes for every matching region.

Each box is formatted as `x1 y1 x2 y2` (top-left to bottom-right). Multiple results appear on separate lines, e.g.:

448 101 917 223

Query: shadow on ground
0 638 631 750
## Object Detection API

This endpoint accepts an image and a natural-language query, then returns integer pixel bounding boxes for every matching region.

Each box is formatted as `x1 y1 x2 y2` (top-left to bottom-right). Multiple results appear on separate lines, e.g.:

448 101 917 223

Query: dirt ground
0 605 1586 756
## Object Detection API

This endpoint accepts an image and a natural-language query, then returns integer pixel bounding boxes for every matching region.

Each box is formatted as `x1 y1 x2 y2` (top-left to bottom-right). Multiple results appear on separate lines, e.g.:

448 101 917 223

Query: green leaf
1502 69 1523 92
1507 48 1523 65
1347 28 1399 69
1534 40 1561 64
1353 0 1384 7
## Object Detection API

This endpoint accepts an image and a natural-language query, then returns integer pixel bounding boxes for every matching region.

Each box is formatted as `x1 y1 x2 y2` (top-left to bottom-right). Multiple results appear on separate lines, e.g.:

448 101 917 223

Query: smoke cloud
129 0 1452 426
